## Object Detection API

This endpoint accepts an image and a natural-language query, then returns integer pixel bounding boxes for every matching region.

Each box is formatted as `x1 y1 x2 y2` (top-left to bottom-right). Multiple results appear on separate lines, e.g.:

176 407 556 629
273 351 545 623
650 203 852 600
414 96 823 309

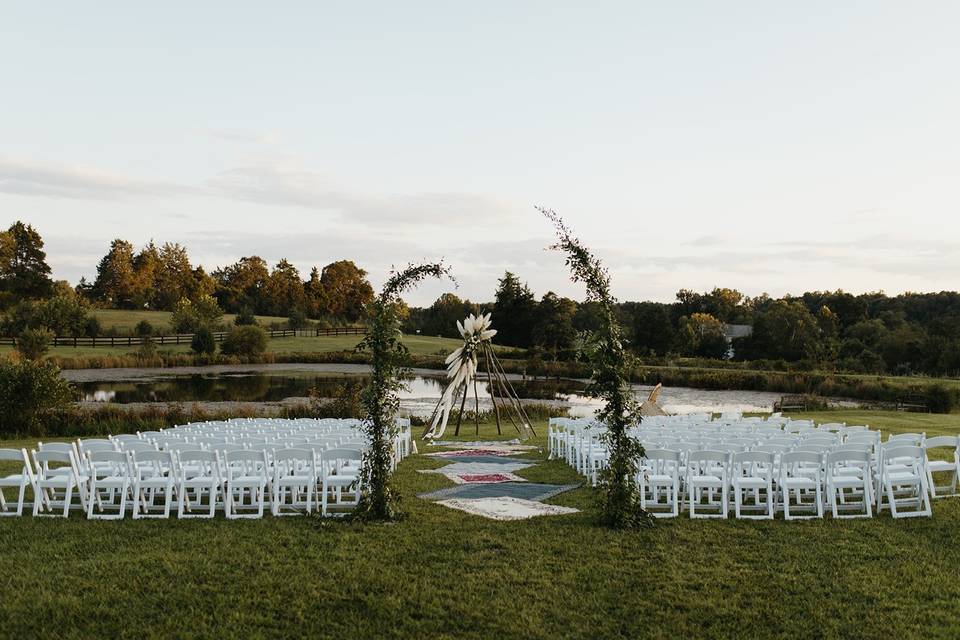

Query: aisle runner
418 444 580 520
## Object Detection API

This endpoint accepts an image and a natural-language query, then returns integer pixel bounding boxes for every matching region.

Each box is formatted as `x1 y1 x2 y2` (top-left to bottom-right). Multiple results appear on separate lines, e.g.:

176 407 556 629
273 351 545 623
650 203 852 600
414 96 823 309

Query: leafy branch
540 207 650 528
353 261 454 521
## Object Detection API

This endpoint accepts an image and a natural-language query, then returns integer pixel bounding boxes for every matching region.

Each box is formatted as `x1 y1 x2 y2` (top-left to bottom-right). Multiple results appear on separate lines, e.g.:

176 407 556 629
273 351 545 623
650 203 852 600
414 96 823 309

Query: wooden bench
775 394 808 412
896 395 929 413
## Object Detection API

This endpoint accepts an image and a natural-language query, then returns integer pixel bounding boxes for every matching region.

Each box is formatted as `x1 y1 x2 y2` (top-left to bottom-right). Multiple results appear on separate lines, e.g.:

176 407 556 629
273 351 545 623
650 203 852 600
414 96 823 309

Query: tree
92 239 138 307
212 256 271 313
171 295 223 333
0 359 73 436
738 301 822 362
628 302 676 356
0 221 54 303
532 292 577 357
221 325 268 356
542 208 649 528
420 293 477 337
16 328 53 360
265 259 306 316
677 313 728 359
317 260 374 321
0 296 92 337
234 306 257 326
356 261 453 521
492 272 537 347
191 326 217 355
154 243 198 310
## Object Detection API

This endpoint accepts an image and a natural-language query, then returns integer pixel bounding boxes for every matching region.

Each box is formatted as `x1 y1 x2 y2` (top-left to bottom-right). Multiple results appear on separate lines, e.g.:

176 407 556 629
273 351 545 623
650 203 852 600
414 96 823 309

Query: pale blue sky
2 1 958 305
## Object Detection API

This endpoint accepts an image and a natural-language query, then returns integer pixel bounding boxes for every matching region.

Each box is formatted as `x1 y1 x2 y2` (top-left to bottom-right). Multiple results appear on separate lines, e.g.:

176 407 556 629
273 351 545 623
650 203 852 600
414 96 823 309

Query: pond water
69 365 806 417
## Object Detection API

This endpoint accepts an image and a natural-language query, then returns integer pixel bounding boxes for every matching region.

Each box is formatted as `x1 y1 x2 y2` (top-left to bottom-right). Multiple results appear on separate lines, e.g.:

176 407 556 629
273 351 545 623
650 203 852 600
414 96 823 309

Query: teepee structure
423 313 535 440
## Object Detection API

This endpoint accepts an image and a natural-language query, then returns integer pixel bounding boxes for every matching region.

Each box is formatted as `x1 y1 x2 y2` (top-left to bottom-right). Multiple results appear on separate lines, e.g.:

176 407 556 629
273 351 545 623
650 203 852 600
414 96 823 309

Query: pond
65 363 807 417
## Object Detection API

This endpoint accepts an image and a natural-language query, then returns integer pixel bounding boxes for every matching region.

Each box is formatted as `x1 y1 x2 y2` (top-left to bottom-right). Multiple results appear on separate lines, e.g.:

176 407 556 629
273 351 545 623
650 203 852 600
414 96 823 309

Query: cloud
0 156 199 201
0 156 511 227
205 164 513 224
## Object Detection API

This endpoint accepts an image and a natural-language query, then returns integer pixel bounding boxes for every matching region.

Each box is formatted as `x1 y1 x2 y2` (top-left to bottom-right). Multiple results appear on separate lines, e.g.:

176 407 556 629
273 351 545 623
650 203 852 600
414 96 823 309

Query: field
2 410 960 638
0 331 465 358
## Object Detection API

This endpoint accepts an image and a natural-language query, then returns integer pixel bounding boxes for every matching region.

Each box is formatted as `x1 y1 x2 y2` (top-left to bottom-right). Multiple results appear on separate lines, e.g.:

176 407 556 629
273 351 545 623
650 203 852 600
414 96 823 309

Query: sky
1 1 958 306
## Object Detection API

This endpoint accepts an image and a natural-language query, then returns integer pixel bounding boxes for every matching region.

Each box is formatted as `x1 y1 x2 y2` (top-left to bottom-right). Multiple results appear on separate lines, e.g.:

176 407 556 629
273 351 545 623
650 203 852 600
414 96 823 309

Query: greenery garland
541 207 651 528
354 261 454 521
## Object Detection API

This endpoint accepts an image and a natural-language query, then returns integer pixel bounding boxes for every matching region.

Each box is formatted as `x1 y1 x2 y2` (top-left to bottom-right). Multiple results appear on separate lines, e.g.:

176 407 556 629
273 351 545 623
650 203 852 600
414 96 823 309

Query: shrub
137 337 158 360
926 384 957 414
172 295 223 333
191 326 217 355
0 359 74 436
221 325 268 356
288 307 310 330
16 328 54 360
84 316 102 337
234 306 257 326
135 320 154 337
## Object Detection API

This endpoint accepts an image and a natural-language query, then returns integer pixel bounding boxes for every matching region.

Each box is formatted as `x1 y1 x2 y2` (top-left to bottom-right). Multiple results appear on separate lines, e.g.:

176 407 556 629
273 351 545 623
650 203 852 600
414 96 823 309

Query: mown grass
90 308 292 331
2 412 960 639
0 332 467 359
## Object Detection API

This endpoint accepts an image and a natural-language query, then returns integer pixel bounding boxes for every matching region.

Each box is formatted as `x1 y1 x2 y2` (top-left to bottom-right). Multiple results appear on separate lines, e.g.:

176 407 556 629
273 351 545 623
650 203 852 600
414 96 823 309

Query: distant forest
3 220 960 376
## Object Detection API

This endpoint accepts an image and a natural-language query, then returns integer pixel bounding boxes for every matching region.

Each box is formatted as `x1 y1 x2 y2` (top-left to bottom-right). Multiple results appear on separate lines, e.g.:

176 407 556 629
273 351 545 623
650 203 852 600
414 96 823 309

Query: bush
135 320 154 337
926 384 957 414
0 359 74 436
16 328 53 360
191 326 217 355
172 295 223 333
137 337 158 360
84 316 102 337
234 307 258 326
221 325 268 356
288 307 310 330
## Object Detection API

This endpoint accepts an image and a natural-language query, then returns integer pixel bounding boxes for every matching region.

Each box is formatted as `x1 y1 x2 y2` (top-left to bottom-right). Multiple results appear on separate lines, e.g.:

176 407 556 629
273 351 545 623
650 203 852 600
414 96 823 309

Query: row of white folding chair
3 444 364 519
640 448 923 519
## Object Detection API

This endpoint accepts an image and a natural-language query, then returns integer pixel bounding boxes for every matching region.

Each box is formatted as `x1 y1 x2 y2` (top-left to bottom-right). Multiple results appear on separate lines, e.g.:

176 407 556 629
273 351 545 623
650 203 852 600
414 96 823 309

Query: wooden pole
484 347 502 435
473 375 481 436
454 382 468 436
490 351 537 437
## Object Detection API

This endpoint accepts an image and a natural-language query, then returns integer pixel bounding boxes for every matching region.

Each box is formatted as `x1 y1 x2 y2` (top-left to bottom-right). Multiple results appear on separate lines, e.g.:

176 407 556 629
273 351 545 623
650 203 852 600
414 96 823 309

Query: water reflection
76 370 807 416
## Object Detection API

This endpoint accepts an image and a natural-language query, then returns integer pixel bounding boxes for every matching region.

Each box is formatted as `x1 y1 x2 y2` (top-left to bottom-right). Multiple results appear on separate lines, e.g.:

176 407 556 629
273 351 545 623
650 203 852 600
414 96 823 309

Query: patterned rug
418 444 581 519
435 496 579 521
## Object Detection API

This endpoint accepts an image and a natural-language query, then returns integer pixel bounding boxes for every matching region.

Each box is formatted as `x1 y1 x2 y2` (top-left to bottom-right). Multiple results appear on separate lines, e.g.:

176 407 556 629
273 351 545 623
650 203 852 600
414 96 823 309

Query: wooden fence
0 326 368 348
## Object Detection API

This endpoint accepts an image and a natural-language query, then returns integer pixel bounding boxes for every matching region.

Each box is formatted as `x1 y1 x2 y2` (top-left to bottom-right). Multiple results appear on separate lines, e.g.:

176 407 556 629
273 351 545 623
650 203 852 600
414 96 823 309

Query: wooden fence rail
0 326 368 348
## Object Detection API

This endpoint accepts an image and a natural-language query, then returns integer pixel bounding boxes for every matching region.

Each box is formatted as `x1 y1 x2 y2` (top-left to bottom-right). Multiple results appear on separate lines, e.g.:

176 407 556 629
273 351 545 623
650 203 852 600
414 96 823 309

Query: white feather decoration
424 313 499 439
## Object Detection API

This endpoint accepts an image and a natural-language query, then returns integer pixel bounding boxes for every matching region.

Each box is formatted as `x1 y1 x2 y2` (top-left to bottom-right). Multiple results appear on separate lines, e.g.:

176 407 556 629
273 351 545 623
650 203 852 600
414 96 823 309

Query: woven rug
435 496 579 521
419 482 580 502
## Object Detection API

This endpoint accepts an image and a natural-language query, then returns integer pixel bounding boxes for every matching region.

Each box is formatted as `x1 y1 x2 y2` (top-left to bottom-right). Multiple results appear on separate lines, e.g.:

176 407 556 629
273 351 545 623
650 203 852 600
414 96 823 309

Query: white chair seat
735 477 767 488
782 477 817 489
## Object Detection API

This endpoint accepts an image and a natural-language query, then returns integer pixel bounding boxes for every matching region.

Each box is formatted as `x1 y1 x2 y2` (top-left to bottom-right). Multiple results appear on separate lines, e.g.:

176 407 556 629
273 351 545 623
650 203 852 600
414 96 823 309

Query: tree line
406 277 960 377
3 220 960 377
0 221 375 338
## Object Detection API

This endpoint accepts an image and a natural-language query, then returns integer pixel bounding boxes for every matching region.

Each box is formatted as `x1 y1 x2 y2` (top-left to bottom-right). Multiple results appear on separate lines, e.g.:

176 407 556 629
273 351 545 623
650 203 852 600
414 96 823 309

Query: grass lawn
0 333 467 359
2 409 960 638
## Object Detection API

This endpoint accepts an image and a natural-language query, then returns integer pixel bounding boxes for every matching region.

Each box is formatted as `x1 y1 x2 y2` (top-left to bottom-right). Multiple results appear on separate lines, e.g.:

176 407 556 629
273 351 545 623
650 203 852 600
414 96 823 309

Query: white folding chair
321 448 363 517
779 452 824 520
686 451 729 519
272 449 317 516
85 450 132 520
224 450 269 519
0 448 35 517
732 451 775 520
32 449 87 517
825 450 872 519
923 436 959 499
130 450 176 519
877 445 932 518
639 449 680 518
176 450 223 519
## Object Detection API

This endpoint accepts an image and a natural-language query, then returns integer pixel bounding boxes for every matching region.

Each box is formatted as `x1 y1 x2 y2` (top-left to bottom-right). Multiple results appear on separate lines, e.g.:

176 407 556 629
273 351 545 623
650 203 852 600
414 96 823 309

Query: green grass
90 308 291 331
0 332 467 359
2 410 960 638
